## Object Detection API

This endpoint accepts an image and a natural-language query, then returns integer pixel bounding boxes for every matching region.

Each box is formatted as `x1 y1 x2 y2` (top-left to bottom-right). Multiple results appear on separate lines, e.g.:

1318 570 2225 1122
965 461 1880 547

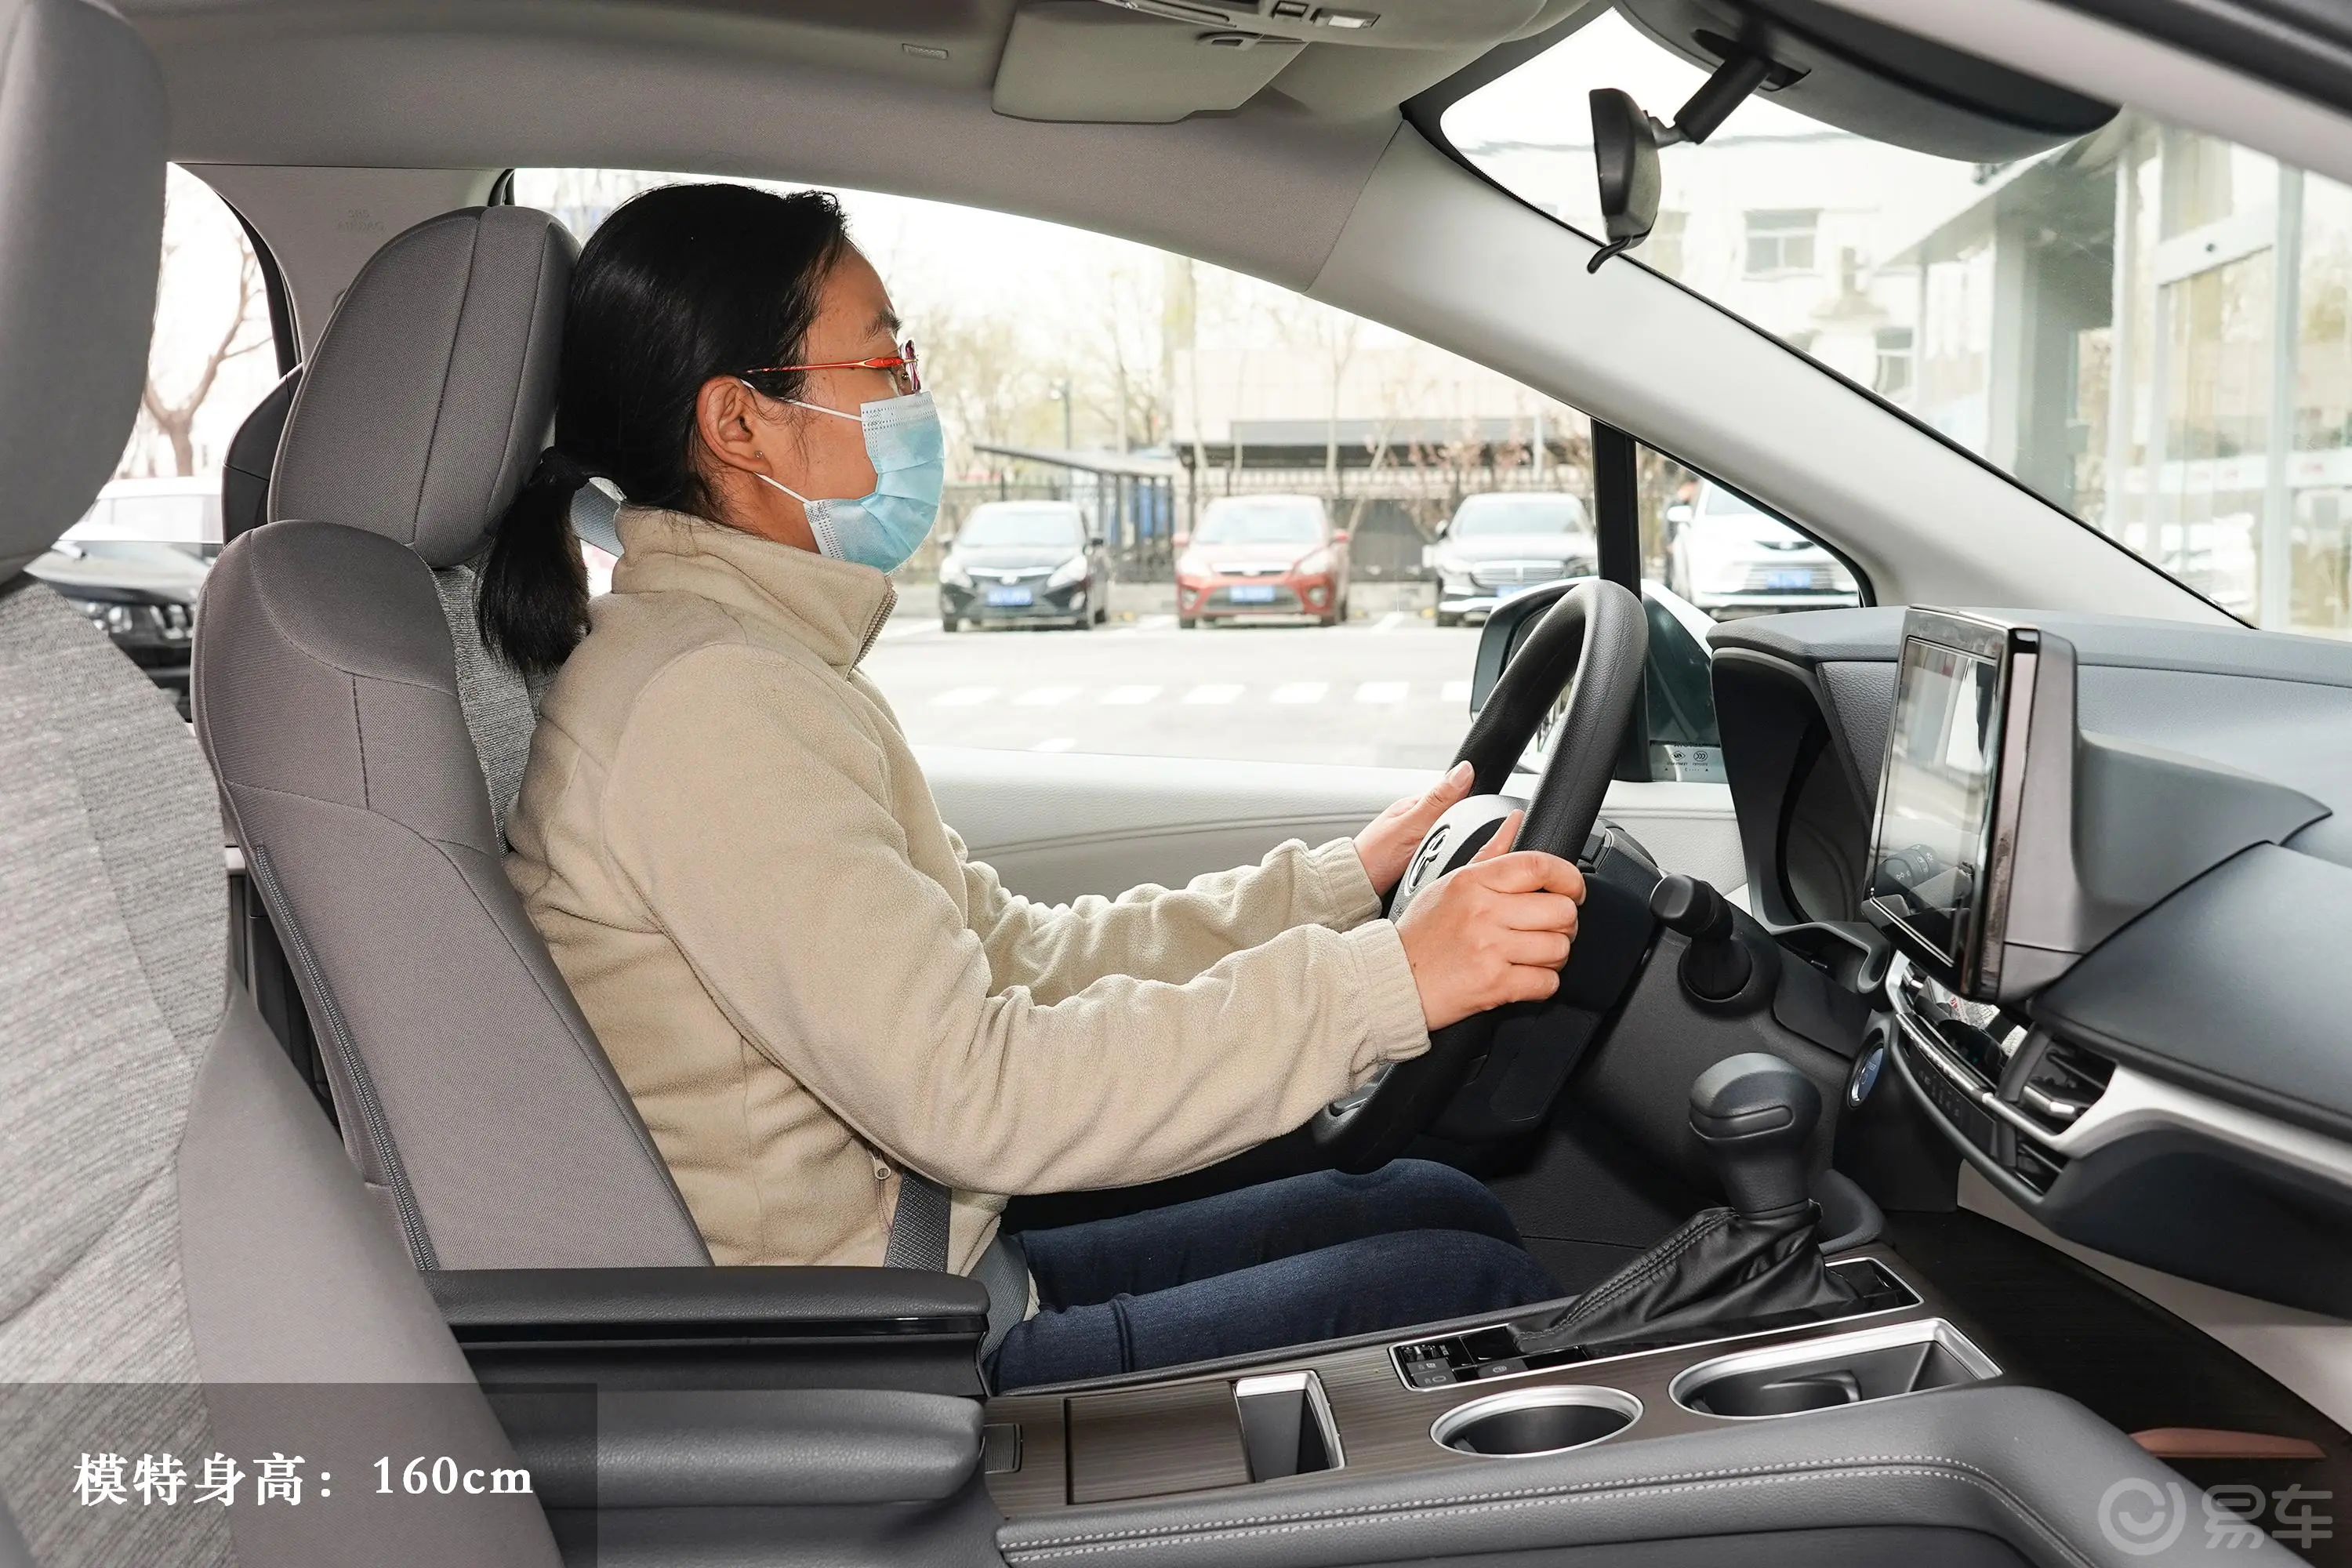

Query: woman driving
497 183 1585 1388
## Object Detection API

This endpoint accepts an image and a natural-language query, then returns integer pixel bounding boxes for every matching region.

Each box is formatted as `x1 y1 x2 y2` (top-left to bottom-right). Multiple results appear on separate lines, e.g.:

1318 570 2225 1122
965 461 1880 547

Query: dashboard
1708 607 2352 1319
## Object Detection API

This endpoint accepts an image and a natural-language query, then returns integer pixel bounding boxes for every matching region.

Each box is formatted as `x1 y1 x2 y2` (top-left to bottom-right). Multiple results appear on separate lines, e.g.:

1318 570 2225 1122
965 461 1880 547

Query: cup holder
1431 1385 1641 1457
1671 1318 1998 1421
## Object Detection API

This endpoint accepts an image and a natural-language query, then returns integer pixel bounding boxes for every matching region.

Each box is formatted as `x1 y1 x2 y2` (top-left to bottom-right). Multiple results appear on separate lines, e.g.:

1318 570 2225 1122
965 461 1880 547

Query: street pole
2263 166 2304 631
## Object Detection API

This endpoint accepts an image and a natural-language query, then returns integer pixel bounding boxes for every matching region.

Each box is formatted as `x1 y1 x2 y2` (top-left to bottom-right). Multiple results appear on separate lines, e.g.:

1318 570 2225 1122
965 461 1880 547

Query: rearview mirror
1588 89 1662 273
1587 51 1773 273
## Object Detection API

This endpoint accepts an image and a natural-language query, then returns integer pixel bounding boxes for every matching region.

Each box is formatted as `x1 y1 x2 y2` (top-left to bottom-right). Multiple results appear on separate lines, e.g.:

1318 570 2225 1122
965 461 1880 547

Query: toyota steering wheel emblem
1409 828 1450 894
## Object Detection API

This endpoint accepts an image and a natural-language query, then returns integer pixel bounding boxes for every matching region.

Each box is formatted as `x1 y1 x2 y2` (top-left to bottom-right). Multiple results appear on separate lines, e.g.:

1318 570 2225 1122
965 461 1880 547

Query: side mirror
1088 535 1105 549
1665 503 1694 525
1330 529 1350 545
1469 582 1573 713
1588 88 1663 273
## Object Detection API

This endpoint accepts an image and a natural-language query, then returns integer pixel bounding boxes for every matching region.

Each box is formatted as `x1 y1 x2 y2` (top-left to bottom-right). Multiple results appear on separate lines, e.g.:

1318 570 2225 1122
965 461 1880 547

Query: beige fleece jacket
505 506 1431 1273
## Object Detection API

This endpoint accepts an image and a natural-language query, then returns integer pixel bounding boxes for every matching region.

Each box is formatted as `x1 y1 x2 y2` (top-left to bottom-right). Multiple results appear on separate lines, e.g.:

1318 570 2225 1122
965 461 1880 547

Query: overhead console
1712 605 2352 1317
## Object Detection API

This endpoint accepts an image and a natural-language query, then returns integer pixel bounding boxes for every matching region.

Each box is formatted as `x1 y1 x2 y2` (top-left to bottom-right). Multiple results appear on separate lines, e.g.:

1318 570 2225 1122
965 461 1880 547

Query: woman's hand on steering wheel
1352 760 1477 896
1311 579 1646 1172
1394 811 1588 1030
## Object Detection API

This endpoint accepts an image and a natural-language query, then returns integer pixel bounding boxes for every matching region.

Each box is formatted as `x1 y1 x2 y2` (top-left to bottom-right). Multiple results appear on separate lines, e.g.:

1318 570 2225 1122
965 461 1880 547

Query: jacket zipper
852 584 898 669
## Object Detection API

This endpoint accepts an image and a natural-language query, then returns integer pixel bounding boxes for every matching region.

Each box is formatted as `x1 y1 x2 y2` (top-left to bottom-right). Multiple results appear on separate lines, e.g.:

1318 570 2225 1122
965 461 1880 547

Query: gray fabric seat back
194 208 710 1272
0 5 559 1563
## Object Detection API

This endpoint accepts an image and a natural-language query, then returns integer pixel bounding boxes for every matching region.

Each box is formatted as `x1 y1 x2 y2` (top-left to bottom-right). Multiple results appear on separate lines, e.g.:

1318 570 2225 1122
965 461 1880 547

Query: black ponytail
475 183 851 675
477 447 593 674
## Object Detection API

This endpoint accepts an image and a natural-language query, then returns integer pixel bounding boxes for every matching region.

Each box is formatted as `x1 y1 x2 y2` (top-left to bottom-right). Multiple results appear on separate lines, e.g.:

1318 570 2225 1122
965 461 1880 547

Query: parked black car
938 500 1109 631
29 538 209 717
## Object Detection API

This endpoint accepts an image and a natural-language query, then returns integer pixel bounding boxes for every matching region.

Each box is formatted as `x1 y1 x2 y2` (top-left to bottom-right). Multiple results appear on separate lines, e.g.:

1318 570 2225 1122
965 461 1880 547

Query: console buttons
1396 1341 1462 1388
1400 1358 1454 1389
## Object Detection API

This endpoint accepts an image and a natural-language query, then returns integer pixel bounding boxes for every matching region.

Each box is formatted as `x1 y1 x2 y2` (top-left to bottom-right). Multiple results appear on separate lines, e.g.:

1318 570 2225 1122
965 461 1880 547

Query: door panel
917 746 1744 904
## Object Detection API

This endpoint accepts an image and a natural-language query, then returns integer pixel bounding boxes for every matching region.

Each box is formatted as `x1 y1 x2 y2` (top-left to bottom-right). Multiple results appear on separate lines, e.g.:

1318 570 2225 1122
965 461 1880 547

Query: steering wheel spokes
1312 579 1648 1173
1386 794 1519 923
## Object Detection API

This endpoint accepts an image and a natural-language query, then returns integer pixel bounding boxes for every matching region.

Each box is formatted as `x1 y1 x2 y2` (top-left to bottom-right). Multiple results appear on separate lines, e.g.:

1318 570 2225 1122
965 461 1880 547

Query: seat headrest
0 0 165 578
270 205 575 568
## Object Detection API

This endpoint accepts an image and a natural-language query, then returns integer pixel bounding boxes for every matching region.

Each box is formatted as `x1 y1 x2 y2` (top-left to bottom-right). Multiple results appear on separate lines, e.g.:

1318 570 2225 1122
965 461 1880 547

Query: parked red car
1175 495 1351 628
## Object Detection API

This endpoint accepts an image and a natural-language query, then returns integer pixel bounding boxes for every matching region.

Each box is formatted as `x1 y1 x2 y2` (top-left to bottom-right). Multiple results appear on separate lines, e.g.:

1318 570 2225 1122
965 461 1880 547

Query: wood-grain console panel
1069 1381 1251 1504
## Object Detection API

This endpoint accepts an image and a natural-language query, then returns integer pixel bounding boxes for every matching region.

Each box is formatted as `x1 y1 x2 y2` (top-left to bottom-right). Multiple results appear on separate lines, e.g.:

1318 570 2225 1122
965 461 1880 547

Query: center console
985 1042 1998 1516
982 1244 1998 1515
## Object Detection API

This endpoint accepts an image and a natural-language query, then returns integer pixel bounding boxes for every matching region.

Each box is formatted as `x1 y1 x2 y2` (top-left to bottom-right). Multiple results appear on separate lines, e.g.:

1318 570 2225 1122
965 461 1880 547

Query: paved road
864 613 1485 770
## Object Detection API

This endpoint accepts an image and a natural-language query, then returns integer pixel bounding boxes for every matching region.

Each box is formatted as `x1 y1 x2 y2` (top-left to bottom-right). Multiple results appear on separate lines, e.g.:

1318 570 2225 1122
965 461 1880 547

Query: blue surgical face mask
750 387 945 573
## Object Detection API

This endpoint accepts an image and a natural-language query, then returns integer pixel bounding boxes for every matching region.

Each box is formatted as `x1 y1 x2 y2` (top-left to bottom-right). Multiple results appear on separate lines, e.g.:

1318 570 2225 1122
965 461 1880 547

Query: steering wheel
1312 579 1649 1174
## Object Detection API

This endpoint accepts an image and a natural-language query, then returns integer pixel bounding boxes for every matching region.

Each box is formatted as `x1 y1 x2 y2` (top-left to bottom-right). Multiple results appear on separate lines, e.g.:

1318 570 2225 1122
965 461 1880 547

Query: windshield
1443 11 2352 638
1196 498 1324 546
958 505 1083 549
1450 494 1590 538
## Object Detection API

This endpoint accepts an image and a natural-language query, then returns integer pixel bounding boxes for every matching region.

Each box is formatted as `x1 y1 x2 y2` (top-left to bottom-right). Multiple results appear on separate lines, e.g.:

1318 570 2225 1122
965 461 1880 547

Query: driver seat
193 206 710 1271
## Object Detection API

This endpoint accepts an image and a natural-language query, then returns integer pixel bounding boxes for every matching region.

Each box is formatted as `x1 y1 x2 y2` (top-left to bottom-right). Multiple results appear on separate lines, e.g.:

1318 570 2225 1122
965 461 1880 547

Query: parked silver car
1426 492 1598 626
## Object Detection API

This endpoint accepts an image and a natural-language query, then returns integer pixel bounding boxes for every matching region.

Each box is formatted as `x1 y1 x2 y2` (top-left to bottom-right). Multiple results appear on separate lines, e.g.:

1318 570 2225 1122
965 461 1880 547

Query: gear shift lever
1689 1053 1819 1220
1512 1052 1855 1355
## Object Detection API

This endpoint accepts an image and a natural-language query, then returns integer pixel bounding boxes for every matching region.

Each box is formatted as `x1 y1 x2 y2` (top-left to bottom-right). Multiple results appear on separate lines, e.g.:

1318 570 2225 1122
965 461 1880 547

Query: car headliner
136 0 1572 292
124 0 2349 625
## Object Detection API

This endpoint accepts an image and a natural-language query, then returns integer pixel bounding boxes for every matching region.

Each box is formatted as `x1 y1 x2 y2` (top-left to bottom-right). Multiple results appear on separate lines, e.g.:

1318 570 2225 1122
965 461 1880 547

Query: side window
1512 437 1858 785
28 165 280 718
517 169 1601 773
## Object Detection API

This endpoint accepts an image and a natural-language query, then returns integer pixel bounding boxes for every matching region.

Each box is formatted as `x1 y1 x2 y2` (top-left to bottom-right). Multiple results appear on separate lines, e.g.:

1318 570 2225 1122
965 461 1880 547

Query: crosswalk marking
1443 680 1472 704
1355 681 1408 704
1269 682 1328 705
1012 685 1080 706
931 686 999 706
1099 684 1160 705
1182 684 1244 705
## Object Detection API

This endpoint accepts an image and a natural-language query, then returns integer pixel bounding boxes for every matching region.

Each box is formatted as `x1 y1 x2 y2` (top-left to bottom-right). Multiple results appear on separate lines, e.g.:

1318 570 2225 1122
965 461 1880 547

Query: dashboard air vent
2013 1036 2115 1136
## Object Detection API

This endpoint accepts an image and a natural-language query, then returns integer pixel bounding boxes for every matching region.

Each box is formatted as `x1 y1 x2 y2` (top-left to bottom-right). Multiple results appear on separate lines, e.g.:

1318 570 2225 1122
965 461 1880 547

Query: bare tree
140 238 270 477
917 303 1039 477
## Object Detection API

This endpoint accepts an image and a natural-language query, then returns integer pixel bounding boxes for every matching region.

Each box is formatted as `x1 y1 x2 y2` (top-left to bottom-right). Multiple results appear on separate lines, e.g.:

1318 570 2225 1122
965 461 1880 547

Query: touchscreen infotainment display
1865 637 2002 969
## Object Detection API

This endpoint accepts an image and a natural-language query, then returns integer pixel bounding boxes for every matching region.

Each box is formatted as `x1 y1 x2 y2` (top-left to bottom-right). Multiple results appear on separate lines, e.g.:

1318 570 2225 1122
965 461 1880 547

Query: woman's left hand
1353 760 1477 898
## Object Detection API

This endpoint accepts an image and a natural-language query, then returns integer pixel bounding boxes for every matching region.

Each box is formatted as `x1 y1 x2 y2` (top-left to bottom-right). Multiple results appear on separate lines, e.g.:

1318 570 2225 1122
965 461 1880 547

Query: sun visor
993 2 1301 123
1618 0 2115 162
993 0 1560 123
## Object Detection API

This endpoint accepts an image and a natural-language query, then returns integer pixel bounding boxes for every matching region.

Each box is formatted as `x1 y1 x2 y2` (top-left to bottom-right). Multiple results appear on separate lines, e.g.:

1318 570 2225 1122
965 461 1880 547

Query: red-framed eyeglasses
741 339 920 397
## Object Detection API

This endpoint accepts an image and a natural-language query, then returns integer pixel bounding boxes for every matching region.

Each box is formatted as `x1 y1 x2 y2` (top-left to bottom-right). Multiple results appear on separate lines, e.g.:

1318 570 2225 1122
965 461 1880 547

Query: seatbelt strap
884 1170 953 1272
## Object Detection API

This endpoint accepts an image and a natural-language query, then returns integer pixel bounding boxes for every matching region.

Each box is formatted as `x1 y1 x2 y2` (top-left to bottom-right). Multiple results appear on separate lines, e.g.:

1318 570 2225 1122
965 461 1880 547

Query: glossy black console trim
428 1265 990 1341
1388 1258 1919 1393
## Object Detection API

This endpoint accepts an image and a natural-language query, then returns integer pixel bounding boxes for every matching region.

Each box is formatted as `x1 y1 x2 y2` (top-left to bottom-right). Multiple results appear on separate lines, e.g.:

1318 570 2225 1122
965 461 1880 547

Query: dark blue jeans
989 1160 1561 1390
